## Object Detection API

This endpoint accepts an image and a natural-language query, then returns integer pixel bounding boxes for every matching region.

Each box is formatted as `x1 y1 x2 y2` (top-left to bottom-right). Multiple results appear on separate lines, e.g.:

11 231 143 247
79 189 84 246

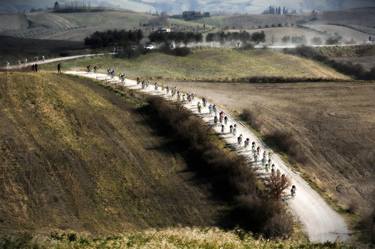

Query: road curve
65 70 350 243
2 53 113 70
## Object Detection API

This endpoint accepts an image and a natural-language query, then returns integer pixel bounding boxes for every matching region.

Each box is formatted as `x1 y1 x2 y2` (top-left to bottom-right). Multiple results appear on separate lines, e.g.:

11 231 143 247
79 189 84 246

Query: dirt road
2 53 111 70
65 71 350 243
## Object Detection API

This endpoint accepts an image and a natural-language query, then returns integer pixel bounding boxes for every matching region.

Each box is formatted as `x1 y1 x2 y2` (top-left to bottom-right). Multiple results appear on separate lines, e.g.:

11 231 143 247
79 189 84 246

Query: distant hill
2 0 375 14
0 11 204 41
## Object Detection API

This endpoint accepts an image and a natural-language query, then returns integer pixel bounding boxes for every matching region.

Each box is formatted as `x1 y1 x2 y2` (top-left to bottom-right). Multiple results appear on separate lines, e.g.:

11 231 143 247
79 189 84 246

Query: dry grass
166 81 375 215
42 48 350 81
0 227 355 249
0 72 225 235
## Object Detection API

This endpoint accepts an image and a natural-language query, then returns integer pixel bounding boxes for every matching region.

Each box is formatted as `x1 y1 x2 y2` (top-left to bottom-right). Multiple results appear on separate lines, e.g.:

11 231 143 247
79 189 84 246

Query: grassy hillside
0 36 86 66
193 14 309 29
1 228 353 249
0 72 225 235
316 45 375 71
166 81 375 216
0 11 208 41
317 8 375 31
42 48 350 81
0 14 28 32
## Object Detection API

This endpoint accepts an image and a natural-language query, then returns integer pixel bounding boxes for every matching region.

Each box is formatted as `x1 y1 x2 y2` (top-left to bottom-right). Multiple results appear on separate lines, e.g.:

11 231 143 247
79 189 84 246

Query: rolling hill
0 11 206 41
0 36 86 66
0 72 225 235
167 80 375 215
41 48 350 81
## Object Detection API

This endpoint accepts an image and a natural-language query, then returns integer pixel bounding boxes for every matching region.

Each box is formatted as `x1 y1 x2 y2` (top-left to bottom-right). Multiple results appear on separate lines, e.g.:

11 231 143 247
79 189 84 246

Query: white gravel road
66 70 350 243
3 53 112 70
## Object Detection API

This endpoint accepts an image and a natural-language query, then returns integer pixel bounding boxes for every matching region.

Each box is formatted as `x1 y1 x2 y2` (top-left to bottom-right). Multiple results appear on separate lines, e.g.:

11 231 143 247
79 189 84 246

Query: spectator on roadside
57 63 62 73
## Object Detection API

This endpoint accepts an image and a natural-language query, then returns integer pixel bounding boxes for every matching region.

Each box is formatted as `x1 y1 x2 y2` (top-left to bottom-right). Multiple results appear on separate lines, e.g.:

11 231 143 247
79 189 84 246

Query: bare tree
265 169 290 200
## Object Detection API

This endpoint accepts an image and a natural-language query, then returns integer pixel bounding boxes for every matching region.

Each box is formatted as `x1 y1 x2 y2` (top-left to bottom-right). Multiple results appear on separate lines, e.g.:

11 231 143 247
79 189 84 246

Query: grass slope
1 228 353 249
193 14 309 29
0 72 224 235
0 11 208 41
165 81 375 215
0 36 86 66
42 48 350 81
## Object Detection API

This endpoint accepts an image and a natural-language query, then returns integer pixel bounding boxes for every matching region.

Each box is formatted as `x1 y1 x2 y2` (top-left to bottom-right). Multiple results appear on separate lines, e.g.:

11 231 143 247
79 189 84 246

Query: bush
263 131 307 164
311 37 323 45
239 109 262 131
173 47 192 56
286 46 375 80
143 97 291 237
326 35 342 45
159 44 192 57
358 208 375 244
67 233 77 242
229 196 293 237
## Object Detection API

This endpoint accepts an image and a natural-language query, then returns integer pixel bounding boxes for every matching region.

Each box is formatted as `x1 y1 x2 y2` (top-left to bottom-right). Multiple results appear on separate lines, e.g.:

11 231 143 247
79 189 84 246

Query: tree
54 1 60 10
282 36 290 43
264 169 290 200
251 31 266 44
311 37 322 45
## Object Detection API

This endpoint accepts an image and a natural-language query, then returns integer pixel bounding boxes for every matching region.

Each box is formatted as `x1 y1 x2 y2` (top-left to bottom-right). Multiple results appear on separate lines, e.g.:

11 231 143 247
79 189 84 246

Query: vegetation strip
144 96 291 236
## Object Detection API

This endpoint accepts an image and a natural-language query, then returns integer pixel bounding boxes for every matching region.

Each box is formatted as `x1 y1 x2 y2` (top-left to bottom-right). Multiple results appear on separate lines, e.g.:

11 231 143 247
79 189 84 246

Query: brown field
0 72 226 235
166 81 375 213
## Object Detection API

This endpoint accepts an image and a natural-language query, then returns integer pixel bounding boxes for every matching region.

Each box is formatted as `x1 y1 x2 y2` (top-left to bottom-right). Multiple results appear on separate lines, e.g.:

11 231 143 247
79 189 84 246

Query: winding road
3 53 112 70
65 70 350 243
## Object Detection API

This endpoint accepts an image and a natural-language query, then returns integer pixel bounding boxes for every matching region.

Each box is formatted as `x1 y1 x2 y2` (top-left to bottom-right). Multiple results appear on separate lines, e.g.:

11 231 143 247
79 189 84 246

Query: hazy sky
1 0 375 13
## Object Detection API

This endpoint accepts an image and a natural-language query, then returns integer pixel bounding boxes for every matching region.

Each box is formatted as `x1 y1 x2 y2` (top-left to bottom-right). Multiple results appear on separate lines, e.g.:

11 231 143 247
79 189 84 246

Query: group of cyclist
84 67 297 198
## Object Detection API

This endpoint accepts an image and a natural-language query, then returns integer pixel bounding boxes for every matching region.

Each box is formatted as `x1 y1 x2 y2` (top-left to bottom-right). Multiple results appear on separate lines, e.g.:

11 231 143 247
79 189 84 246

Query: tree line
206 31 266 44
84 30 143 49
149 31 203 45
85 29 267 49
287 46 375 80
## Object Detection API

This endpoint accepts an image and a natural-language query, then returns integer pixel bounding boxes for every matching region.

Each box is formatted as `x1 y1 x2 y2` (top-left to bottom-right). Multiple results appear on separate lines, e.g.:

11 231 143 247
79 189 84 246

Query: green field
42 48 349 81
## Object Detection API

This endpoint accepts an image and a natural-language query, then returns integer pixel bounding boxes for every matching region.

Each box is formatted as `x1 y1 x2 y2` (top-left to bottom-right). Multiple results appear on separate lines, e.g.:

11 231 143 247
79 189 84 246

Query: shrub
358 208 375 244
173 47 192 56
0 233 38 249
282 36 291 43
159 44 192 57
229 195 293 237
262 207 293 238
311 37 323 45
263 131 307 164
67 233 77 242
239 109 262 131
286 46 375 80
326 35 342 45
